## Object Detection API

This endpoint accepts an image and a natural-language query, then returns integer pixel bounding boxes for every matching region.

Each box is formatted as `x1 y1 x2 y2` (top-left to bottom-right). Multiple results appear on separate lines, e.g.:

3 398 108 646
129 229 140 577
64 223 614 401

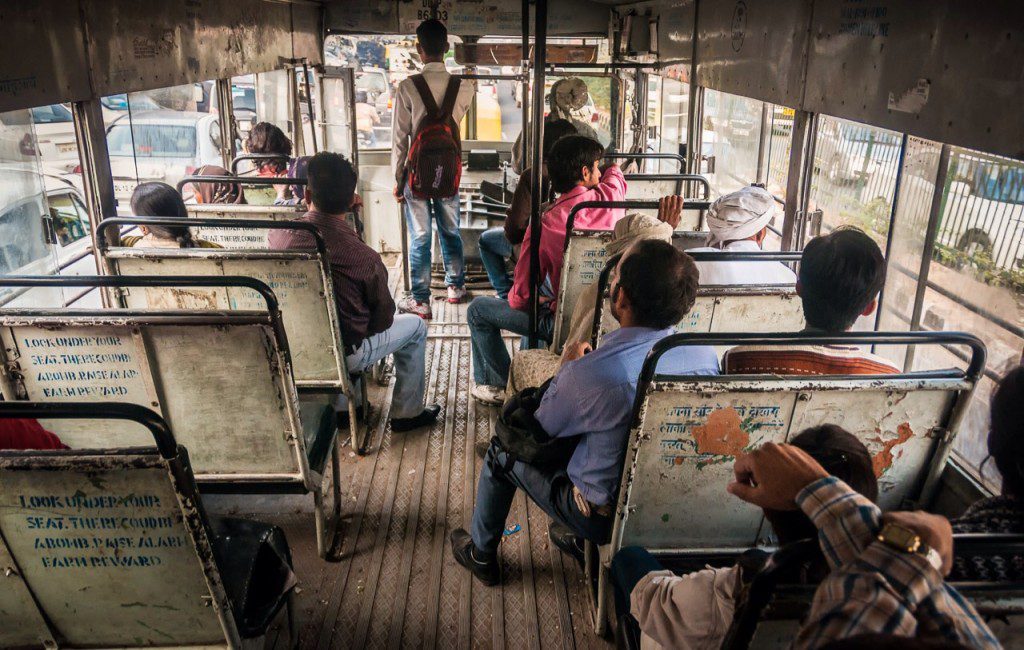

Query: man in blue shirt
451 239 720 585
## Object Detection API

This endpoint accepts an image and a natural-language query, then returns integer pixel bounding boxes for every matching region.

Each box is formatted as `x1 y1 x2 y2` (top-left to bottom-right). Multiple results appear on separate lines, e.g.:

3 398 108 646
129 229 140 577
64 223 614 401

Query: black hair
130 182 194 247
615 239 698 329
543 118 578 158
306 152 357 215
416 19 448 57
988 365 1024 498
246 122 292 174
546 134 605 193
767 424 878 545
798 227 886 331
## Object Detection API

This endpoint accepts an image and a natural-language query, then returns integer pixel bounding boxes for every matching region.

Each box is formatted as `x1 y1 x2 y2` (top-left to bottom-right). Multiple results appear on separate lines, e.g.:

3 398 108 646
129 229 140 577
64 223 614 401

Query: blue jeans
479 227 513 299
345 314 428 419
467 296 553 387
403 184 465 302
471 440 613 555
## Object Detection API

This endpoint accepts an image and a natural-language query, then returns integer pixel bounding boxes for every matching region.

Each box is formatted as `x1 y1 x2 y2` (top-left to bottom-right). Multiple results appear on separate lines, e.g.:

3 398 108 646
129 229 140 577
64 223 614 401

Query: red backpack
406 74 463 199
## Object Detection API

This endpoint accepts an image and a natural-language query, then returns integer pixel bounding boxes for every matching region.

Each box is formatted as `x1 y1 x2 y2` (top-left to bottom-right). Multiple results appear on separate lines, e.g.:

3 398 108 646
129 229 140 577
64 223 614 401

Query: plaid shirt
793 477 1000 649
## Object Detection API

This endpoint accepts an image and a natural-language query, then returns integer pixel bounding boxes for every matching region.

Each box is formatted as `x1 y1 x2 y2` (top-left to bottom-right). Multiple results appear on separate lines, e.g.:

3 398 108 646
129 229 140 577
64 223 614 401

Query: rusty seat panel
587 331 986 635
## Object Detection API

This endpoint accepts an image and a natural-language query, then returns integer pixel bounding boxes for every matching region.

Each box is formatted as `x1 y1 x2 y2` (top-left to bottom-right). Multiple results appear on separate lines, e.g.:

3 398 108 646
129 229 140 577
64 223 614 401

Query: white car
28 104 80 174
106 110 225 210
0 171 96 307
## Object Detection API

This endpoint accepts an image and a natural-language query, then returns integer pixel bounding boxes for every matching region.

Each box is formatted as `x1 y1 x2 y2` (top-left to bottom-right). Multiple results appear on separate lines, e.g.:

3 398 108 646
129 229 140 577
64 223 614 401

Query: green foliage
932 242 1024 294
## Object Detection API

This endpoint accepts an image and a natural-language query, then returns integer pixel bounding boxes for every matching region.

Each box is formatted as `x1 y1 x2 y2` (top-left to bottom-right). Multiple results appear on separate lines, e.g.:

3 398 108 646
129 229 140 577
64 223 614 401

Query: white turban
705 186 777 247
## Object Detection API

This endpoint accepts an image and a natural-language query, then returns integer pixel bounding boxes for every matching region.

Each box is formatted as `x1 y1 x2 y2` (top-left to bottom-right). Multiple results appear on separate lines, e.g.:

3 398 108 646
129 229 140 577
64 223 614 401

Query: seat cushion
209 516 297 639
299 397 338 476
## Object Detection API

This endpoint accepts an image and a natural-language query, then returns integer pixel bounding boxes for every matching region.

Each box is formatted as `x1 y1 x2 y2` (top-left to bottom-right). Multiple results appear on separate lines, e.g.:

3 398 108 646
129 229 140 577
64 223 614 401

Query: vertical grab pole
528 0 548 347
302 62 319 154
521 0 532 173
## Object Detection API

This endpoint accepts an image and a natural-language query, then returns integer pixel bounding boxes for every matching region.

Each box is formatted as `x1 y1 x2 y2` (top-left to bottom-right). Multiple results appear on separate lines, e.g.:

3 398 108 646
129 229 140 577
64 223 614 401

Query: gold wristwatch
877 522 944 572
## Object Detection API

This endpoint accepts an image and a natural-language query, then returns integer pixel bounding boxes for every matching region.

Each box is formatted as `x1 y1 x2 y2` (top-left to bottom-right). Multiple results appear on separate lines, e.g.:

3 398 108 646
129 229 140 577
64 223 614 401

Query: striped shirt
794 477 1000 649
268 210 395 351
723 343 900 376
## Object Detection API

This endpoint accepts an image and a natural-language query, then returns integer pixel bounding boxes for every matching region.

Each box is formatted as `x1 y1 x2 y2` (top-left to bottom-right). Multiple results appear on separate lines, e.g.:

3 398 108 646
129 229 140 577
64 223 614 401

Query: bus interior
1 1 1023 648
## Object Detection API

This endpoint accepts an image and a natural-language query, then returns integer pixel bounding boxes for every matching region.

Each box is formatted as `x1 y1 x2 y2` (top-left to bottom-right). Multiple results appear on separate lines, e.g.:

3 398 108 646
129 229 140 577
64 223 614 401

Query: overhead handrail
0 274 290 369
0 401 176 459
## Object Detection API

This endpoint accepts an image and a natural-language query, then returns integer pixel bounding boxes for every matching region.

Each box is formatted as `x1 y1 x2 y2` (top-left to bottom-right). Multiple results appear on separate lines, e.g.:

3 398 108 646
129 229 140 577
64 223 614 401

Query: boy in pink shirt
469 135 626 404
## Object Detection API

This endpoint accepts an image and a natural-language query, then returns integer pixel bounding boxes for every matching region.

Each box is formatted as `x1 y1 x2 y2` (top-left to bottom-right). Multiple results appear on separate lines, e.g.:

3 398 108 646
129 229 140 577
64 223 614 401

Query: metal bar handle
230 153 292 175
623 173 712 199
99 216 329 266
0 402 176 459
176 174 306 194
0 274 290 369
565 199 712 237
640 331 987 384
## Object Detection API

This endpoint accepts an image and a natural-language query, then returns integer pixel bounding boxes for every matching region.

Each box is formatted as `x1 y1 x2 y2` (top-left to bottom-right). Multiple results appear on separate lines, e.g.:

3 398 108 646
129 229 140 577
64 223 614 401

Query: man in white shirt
391 19 476 319
688 185 796 286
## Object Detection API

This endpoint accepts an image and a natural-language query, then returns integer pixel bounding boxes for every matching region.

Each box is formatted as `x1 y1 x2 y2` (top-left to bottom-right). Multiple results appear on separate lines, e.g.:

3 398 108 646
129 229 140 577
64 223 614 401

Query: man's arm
794 534 1000 650
591 163 627 202
795 477 883 569
391 81 414 188
365 258 396 334
504 167 533 245
506 222 535 312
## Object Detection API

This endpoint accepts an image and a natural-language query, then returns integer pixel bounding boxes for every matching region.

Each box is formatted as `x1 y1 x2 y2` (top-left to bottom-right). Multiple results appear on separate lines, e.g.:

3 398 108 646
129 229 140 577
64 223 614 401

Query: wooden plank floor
205 261 612 649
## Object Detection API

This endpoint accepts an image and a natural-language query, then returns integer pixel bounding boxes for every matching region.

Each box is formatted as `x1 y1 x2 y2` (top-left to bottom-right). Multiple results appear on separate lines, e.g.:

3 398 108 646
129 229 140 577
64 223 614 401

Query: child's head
765 425 878 545
546 134 605 193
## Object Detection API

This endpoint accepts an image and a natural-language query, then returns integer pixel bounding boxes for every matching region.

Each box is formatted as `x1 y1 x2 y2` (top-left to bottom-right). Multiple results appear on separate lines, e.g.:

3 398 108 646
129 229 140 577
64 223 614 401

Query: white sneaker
397 295 432 320
471 384 506 405
447 285 468 304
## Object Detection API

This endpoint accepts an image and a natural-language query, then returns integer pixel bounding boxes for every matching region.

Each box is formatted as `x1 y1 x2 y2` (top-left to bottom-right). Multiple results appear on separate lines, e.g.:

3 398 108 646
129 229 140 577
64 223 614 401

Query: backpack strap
439 76 462 121
410 74 441 118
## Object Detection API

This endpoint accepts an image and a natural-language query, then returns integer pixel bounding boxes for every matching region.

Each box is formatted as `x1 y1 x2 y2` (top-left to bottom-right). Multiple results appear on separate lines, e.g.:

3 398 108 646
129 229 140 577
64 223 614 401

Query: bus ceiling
0 0 1020 160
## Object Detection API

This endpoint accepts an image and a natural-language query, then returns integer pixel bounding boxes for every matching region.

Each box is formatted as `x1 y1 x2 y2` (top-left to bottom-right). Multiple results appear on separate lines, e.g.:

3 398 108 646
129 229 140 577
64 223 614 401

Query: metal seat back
611 332 985 554
0 277 310 485
0 403 239 648
591 251 805 348
102 217 349 391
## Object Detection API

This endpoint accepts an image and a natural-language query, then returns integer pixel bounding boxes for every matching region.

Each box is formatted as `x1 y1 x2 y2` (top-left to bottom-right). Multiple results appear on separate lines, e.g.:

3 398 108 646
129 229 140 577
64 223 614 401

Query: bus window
875 137 945 367
103 81 221 211
47 191 90 247
807 116 902 252
325 35 411 150
647 72 689 172
0 108 65 307
699 91 792 198
920 148 1024 480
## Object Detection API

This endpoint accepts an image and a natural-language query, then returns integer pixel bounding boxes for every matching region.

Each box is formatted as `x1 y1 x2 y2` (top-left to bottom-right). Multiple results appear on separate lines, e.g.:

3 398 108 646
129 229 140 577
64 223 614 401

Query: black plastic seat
208 516 297 639
299 398 339 477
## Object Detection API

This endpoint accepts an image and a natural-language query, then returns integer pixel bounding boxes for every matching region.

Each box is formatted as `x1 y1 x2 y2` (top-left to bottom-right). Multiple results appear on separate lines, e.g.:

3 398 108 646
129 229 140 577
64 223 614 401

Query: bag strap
439 76 462 121
410 74 441 119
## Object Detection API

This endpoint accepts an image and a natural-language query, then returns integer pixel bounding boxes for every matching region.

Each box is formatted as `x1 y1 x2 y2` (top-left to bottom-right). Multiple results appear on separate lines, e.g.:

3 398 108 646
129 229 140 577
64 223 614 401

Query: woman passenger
951 365 1024 581
121 182 220 249
190 164 245 204
244 122 300 205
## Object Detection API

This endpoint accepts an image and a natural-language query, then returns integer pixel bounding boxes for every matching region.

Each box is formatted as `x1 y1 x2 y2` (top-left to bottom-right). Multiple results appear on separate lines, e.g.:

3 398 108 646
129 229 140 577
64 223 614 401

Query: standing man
392 19 476 319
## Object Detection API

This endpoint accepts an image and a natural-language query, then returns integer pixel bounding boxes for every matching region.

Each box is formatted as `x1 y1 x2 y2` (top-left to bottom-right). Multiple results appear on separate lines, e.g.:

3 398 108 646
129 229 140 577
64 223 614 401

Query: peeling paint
871 422 915 477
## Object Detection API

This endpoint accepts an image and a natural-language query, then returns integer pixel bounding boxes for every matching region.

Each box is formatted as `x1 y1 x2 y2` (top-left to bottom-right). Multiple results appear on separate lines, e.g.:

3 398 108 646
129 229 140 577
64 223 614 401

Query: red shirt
0 419 68 451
